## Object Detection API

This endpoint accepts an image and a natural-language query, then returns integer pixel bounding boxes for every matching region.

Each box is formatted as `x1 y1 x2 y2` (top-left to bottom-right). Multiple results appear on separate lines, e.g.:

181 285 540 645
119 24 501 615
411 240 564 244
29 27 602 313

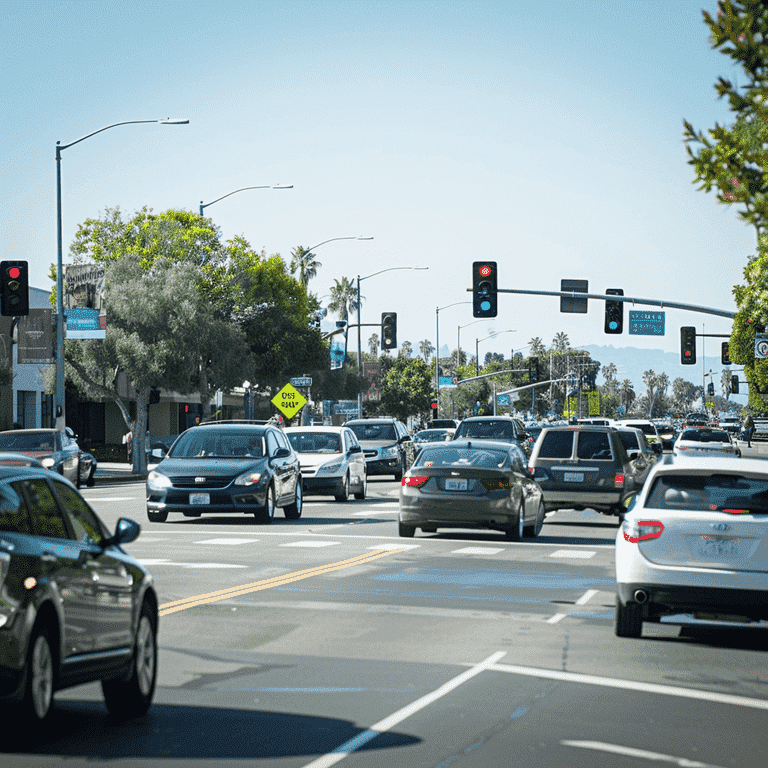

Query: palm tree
419 339 435 363
528 337 546 356
552 332 570 352
368 333 379 355
290 246 322 288
399 340 413 358
327 277 361 321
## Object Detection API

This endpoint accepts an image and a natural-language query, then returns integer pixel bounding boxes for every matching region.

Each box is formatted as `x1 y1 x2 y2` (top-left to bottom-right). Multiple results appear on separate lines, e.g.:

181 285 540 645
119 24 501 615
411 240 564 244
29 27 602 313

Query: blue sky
0 0 754 397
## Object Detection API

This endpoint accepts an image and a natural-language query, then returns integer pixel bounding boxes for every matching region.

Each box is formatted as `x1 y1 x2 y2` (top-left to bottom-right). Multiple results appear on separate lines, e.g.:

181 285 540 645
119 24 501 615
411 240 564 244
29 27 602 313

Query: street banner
64 263 106 339
330 330 348 370
17 309 53 364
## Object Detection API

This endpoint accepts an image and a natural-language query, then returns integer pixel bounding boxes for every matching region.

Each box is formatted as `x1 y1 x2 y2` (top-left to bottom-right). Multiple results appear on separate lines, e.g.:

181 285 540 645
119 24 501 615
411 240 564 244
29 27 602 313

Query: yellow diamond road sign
272 383 307 419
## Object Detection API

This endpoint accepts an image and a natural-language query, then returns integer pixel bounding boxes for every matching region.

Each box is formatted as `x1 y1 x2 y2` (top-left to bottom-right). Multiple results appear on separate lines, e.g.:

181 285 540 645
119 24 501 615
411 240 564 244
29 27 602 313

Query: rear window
645 473 768 513
679 430 730 443
456 421 516 440
286 432 342 453
576 431 613 460
537 431 574 459
348 423 397 441
415 447 508 469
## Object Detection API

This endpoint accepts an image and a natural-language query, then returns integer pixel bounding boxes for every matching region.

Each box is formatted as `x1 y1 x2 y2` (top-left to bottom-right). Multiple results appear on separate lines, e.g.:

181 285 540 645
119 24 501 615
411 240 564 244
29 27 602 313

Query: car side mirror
151 447 166 459
104 517 140 548
273 447 291 459
350 445 362 453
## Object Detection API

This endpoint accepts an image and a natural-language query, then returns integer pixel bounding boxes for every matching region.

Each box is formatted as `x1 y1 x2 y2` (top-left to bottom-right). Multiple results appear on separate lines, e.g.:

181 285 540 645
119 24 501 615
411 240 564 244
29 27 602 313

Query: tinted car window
645 474 768 513
20 479 70 539
415 447 508 468
348 423 397 441
0 432 56 451
456 421 516 440
54 481 104 544
287 432 342 453
0 483 32 534
169 429 265 458
537 431 574 458
616 431 640 451
680 429 730 443
576 431 613 460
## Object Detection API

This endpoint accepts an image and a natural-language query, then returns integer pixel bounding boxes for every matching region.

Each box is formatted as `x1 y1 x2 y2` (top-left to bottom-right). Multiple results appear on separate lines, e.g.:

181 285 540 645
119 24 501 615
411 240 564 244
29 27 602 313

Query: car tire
147 509 168 523
505 502 525 541
524 501 545 538
398 519 415 537
102 601 157 719
353 473 367 500
615 597 643 638
284 481 303 519
86 465 96 487
256 484 276 523
20 622 55 723
334 474 350 503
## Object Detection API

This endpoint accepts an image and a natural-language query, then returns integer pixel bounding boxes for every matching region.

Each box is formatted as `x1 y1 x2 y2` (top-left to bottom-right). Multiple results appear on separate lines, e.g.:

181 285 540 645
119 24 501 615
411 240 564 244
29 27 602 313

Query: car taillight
614 473 625 488
622 519 664 543
402 476 428 488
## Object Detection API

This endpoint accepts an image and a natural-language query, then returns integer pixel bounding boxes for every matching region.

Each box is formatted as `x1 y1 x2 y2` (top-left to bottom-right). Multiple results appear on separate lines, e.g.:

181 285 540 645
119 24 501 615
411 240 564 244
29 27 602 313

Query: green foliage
378 356 433 422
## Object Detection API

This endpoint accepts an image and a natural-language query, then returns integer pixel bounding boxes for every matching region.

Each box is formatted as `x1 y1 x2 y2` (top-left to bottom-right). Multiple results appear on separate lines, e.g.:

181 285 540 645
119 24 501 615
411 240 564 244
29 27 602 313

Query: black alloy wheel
284 481 303 519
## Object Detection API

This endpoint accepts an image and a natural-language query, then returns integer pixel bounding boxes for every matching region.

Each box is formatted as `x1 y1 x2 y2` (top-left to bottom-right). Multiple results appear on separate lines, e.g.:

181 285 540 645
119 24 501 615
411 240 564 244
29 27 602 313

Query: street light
55 117 188 429
435 302 470 414
458 318 491 377
476 330 516 376
199 184 293 217
356 266 428 418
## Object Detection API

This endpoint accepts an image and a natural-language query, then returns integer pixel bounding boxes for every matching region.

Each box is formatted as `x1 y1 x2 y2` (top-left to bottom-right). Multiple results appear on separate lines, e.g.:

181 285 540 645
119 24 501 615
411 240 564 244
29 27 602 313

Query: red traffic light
7 267 20 280
479 265 492 277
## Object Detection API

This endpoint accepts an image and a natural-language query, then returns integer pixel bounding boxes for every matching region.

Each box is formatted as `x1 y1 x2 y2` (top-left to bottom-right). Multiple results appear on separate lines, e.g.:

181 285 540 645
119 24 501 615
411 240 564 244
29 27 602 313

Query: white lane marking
194 538 261 545
487 663 768 711
452 547 505 555
367 543 420 550
576 589 598 605
301 652 507 768
550 549 596 559
136 558 246 569
281 541 340 547
562 741 725 768
547 613 567 624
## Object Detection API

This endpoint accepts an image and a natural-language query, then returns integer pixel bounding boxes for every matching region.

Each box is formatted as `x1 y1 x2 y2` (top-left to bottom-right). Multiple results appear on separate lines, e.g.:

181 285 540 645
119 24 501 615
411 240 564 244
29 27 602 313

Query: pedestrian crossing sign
272 383 307 419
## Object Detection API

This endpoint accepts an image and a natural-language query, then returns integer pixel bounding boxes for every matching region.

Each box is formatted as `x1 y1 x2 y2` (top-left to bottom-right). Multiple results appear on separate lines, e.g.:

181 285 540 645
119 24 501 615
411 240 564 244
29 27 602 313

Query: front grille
169 475 234 489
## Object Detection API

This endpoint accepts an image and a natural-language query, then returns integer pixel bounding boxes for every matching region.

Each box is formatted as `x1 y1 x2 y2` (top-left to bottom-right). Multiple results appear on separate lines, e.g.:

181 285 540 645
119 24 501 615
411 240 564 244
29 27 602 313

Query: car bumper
400 491 517 528
303 476 346 495
539 487 626 513
364 457 402 475
147 486 268 515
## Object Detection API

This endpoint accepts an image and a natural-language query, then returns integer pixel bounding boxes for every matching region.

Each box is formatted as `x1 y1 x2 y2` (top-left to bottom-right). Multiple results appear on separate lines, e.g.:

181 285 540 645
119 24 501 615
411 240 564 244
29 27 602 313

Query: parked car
0 466 158 721
528 425 639 516
453 416 532 456
615 456 768 638
614 426 658 487
399 439 545 539
284 426 367 501
344 418 416 481
673 427 741 458
0 428 82 487
146 422 302 522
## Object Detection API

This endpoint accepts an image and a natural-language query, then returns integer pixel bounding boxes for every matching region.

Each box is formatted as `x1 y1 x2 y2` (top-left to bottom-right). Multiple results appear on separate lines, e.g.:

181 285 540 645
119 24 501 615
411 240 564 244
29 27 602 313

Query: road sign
271 383 307 419
628 310 665 336
290 377 313 387
496 393 510 407
333 400 359 414
560 280 588 313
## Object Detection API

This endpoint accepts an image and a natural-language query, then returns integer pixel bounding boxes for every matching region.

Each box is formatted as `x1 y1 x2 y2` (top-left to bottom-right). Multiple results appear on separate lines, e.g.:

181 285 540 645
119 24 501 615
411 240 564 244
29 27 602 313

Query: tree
528 337 546 356
368 334 379 356
378 356 433 422
327 277 361 321
419 339 435 363
683 1 768 235
290 245 322 288
399 340 413 358
552 332 570 352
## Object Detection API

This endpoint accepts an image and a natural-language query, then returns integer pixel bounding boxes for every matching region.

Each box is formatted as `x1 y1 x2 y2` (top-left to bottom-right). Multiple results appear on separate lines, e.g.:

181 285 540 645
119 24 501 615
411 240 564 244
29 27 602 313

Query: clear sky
1 0 754 394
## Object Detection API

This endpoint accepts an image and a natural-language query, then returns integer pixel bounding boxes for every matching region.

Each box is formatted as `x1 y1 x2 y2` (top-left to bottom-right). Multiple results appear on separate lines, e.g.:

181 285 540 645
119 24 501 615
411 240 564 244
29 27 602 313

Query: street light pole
199 184 293 217
435 302 470 416
475 330 516 377
55 118 188 429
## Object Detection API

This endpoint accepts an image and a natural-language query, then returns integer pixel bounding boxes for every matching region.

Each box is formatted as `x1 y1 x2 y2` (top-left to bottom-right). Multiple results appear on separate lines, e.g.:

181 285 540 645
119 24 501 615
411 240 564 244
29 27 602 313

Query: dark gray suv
528 426 639 516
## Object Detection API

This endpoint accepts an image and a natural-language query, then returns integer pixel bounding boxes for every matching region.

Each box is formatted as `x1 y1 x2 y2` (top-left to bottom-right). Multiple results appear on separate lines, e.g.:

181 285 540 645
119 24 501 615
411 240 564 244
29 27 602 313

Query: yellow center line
158 548 404 617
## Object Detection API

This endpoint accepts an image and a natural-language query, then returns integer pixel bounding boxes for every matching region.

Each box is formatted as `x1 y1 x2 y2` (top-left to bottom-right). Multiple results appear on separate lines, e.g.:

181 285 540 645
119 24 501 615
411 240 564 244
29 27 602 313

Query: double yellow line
159 548 403 617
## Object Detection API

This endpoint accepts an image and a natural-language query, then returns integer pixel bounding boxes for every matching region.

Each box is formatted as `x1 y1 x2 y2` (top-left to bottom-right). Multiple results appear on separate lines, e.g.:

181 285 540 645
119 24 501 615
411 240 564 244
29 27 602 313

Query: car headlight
147 470 172 491
381 446 399 458
234 471 263 486
41 457 55 469
317 460 344 475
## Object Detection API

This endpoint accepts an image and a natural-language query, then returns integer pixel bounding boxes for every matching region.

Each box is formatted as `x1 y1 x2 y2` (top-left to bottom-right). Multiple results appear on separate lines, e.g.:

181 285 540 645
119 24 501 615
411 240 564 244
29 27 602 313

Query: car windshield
348 423 397 441
0 432 56 452
645 473 768 513
457 421 515 440
287 432 342 453
625 423 655 436
168 430 266 458
415 447 508 469
680 429 730 443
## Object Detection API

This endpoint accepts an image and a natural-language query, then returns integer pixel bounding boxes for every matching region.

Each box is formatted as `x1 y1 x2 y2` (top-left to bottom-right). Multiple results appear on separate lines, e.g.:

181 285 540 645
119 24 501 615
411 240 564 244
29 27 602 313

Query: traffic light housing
707 382 715 397
472 262 497 318
721 342 730 366
1 260 29 316
604 288 624 334
430 398 438 413
680 326 696 365
381 312 397 349
529 356 539 383
731 375 739 394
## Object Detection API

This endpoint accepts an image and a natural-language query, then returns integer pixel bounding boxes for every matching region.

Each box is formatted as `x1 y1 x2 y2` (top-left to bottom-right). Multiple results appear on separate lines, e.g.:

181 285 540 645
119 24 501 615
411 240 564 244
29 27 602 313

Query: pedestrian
743 413 754 448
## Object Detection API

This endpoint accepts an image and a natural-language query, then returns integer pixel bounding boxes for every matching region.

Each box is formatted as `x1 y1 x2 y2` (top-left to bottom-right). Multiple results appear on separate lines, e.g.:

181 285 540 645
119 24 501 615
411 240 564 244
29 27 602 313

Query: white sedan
284 426 367 502
673 427 740 458
615 456 768 638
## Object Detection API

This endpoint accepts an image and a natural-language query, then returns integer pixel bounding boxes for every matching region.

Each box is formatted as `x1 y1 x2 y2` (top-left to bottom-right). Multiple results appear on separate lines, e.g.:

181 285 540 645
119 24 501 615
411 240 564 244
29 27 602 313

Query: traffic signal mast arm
467 287 735 319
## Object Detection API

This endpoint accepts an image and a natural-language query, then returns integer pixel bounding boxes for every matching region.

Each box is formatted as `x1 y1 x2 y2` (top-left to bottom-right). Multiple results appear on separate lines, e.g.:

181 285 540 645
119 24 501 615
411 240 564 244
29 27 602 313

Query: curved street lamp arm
200 186 275 215
307 236 374 252
359 265 427 282
56 118 187 153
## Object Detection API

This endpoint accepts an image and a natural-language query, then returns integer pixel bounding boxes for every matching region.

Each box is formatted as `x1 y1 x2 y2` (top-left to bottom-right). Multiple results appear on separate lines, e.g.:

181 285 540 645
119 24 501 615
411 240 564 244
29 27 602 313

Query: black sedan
399 439 545 540
146 423 303 523
0 466 158 722
0 429 81 486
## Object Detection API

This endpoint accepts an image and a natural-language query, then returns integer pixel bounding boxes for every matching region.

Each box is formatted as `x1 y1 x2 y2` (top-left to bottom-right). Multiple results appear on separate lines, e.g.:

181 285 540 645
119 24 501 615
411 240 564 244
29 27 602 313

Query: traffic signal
680 326 696 365
1 260 29 316
430 398 438 413
529 356 539 383
472 261 497 318
604 288 624 334
721 342 730 366
707 382 715 397
381 312 397 349
731 375 739 394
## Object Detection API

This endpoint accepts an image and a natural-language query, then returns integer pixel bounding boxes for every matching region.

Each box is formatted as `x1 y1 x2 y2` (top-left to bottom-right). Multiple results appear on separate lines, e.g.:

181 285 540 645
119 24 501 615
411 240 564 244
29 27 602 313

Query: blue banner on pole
628 310 665 336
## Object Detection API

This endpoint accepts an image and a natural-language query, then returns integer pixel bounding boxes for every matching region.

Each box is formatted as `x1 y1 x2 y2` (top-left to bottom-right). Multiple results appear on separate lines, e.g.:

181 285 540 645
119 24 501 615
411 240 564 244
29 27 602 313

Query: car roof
284 426 349 433
0 464 68 481
652 455 767 475
422 438 517 450
459 416 518 422
186 423 270 433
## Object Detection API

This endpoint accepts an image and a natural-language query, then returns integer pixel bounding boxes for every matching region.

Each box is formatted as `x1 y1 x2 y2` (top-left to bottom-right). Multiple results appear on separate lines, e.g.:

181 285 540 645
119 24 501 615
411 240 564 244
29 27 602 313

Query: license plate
696 536 739 557
563 472 584 482
445 478 468 491
189 493 210 505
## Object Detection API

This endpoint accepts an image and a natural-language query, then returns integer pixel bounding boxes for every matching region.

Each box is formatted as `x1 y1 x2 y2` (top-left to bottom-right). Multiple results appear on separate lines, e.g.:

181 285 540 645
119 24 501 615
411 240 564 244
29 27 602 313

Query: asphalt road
4 477 767 768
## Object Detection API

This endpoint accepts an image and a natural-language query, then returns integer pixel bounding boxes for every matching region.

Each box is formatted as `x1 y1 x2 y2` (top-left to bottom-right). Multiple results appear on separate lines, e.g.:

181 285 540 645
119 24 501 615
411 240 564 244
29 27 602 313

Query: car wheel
86 465 96 487
21 623 55 723
505 501 525 541
147 509 168 523
102 601 157 719
524 501 544 538
398 519 415 537
353 473 367 500
284 481 303 519
256 484 276 523
334 473 350 503
615 597 643 638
